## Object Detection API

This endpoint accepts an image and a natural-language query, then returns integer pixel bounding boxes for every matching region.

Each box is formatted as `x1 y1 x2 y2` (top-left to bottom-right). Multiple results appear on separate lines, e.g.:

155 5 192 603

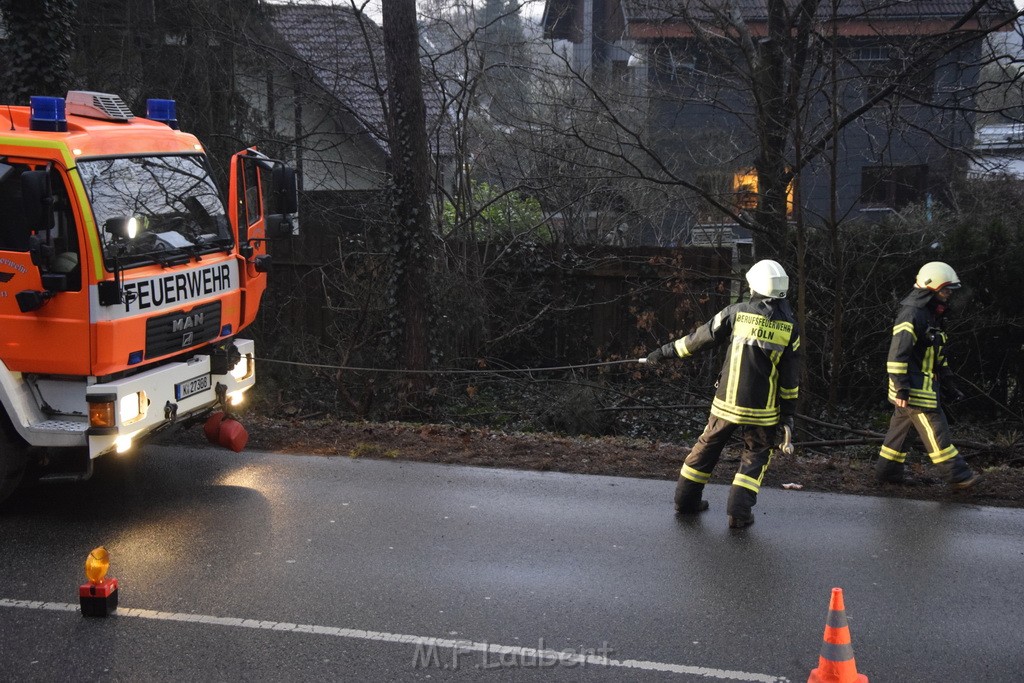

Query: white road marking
1 597 788 682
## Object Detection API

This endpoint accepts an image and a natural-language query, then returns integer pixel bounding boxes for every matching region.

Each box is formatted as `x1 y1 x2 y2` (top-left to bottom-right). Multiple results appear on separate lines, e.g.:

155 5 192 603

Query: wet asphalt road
0 445 1022 682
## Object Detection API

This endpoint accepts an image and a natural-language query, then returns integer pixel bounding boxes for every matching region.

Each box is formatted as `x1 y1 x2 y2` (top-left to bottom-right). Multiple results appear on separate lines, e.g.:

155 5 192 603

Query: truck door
227 149 297 332
0 162 90 375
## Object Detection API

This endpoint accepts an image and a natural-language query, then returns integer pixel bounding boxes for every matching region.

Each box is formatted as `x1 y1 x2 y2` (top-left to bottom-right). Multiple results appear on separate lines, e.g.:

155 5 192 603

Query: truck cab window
47 168 82 291
0 163 81 290
0 162 31 252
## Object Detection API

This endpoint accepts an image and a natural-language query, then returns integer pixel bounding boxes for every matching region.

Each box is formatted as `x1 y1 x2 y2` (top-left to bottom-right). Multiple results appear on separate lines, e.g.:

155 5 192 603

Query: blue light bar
220 324 233 337
29 96 67 132
127 350 144 365
146 98 179 129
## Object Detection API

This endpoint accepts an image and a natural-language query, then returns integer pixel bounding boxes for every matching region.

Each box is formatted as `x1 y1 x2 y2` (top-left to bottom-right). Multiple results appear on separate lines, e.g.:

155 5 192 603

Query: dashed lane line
0 598 789 682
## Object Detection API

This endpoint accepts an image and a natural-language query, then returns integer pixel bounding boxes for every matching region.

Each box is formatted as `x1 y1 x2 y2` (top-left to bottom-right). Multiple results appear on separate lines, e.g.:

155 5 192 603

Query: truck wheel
0 421 28 505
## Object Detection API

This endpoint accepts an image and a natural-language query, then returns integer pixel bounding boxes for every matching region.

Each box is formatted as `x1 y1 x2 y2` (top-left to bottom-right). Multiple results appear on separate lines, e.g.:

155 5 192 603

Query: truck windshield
78 155 232 269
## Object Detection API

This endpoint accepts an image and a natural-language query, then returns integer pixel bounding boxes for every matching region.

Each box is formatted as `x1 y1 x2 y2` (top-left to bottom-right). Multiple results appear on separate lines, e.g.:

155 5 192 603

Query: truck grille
145 301 222 359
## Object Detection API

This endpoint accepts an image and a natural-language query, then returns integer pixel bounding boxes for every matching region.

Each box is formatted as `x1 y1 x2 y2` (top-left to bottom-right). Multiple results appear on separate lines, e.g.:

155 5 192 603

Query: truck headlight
230 354 252 381
119 392 145 424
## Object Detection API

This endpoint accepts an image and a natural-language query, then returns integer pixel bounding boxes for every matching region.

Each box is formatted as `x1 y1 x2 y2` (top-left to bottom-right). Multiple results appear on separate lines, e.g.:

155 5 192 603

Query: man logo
182 331 194 347
172 311 205 332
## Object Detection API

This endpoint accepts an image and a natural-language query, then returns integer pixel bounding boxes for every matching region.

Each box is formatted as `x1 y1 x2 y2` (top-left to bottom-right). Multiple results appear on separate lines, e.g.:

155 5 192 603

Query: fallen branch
797 413 883 439
795 413 994 451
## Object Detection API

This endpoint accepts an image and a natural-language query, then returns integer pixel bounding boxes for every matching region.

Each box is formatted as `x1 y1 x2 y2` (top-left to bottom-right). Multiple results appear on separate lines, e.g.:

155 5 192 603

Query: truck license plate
175 374 211 400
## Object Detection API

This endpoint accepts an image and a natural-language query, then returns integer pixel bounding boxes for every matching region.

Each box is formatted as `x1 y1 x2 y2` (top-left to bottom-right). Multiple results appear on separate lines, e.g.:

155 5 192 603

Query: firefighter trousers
674 414 776 517
876 405 973 483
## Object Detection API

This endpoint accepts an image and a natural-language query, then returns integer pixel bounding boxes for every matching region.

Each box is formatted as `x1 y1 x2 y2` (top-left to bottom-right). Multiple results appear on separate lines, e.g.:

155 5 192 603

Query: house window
650 43 702 85
733 169 759 211
853 46 935 101
695 169 793 222
860 165 928 209
731 169 794 215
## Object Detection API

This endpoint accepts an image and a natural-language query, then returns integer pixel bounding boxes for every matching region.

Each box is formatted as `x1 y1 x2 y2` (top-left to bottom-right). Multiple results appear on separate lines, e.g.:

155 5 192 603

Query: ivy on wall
0 0 78 103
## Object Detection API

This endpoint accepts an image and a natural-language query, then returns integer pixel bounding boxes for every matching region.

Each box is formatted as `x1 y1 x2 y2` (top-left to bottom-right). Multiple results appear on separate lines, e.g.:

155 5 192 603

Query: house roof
621 0 1017 23
544 0 1018 41
269 3 390 147
268 2 453 157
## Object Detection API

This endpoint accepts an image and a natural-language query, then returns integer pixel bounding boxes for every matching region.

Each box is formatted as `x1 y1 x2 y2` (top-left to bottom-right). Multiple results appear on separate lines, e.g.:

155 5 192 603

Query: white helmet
915 262 961 291
746 259 789 299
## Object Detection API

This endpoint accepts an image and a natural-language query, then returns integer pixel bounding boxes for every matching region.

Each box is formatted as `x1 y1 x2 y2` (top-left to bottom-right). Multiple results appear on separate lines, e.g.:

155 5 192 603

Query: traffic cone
808 587 868 683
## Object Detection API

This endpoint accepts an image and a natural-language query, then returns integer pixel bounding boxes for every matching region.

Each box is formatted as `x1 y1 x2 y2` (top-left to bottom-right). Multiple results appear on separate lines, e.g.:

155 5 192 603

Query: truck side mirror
272 165 298 216
21 170 54 233
263 165 298 239
16 289 55 312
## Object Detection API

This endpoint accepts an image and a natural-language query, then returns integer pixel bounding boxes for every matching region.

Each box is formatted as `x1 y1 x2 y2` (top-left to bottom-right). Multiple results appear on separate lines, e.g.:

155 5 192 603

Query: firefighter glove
645 348 664 365
781 415 794 433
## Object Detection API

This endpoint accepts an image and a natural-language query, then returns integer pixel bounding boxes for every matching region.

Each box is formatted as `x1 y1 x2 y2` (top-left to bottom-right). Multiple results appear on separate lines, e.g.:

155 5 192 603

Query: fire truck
0 91 298 502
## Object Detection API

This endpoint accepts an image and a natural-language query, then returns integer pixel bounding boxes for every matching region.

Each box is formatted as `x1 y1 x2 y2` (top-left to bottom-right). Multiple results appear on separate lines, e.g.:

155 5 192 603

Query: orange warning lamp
85 546 110 584
80 546 118 617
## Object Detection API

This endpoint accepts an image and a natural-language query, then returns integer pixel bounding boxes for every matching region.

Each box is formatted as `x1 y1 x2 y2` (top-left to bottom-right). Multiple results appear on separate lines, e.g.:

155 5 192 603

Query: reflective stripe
892 322 916 340
766 350 781 410
930 444 959 464
826 610 850 629
888 381 937 408
681 464 712 484
726 340 744 407
710 399 779 426
733 473 761 493
922 347 935 395
879 446 906 463
819 641 856 662
887 362 908 374
915 413 941 454
791 335 801 351
779 386 798 400
673 338 691 358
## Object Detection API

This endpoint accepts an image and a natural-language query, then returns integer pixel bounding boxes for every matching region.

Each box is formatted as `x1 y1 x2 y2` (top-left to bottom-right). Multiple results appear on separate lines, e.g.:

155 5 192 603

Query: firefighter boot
938 456 983 490
674 478 709 514
875 456 914 485
726 485 756 529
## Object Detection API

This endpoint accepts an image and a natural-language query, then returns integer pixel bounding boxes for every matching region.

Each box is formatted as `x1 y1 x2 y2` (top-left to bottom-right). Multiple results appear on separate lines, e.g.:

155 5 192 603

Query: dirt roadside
181 415 1024 509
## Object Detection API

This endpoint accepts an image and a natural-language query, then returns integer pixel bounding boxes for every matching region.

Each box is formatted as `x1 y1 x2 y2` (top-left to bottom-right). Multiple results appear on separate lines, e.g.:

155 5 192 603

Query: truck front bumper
85 339 256 458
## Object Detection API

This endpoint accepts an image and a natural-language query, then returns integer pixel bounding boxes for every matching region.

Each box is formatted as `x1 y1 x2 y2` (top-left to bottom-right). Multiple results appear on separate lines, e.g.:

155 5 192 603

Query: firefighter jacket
886 288 954 409
663 295 801 426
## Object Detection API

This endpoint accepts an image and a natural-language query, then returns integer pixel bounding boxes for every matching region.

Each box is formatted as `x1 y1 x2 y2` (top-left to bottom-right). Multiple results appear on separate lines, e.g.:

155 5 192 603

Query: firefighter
875 262 981 488
645 259 800 529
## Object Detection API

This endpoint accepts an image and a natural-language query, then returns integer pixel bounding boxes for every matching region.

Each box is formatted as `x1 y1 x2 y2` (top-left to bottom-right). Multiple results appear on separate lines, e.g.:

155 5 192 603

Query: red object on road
204 411 249 452
218 417 249 452
79 578 119 618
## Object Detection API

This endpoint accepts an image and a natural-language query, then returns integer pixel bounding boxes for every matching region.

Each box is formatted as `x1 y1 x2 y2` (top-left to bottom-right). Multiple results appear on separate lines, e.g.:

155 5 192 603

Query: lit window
732 169 794 215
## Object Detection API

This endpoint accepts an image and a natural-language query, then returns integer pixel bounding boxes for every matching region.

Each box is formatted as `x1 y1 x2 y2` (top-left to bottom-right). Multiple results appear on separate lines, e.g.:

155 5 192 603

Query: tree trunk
382 0 435 404
0 0 77 102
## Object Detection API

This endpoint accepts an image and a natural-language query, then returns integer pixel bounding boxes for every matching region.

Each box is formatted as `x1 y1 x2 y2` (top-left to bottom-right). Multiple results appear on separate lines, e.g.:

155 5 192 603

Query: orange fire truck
0 91 298 502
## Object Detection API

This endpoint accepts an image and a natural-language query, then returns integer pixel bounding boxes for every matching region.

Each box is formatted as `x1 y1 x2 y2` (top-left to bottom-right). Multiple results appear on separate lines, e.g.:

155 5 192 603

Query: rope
258 357 643 375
